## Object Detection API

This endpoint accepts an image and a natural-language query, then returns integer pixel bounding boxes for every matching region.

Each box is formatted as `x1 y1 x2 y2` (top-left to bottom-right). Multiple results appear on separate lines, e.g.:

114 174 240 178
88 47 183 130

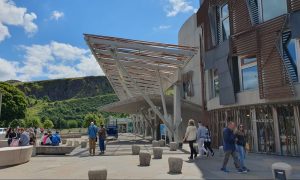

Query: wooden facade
197 0 300 100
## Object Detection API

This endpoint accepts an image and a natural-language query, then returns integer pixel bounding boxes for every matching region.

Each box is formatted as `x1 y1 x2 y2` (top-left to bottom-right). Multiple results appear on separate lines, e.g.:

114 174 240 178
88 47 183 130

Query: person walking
98 125 107 154
204 126 214 157
88 122 98 156
236 124 249 172
221 121 246 173
197 122 208 156
183 119 198 160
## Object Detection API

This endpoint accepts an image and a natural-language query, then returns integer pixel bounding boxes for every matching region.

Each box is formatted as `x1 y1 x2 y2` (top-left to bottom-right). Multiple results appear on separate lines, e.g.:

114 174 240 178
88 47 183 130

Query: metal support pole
174 82 182 143
111 49 175 136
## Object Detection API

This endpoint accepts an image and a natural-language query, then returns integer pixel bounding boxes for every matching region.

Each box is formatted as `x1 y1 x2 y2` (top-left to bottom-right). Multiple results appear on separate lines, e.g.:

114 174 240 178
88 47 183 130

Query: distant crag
15 76 114 101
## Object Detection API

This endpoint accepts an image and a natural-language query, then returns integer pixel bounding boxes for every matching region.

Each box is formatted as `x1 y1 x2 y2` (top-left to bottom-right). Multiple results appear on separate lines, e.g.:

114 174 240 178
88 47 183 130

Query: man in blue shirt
51 131 61 146
221 121 246 173
88 122 98 156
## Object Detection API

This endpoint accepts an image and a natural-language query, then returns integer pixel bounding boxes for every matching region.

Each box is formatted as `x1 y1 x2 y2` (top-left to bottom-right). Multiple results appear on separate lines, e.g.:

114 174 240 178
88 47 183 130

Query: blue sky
0 0 199 82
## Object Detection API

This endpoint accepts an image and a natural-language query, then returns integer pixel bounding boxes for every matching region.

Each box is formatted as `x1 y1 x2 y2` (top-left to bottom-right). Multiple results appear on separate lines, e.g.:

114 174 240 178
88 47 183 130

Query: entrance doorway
277 106 299 156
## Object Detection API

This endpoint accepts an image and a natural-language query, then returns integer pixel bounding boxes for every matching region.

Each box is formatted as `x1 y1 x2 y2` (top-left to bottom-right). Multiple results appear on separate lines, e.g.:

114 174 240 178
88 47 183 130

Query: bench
36 146 76 155
0 146 33 167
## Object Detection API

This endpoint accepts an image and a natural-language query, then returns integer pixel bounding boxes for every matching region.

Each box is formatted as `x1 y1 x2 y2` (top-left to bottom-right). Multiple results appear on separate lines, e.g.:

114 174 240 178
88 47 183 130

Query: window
220 4 230 41
248 0 287 24
260 0 287 22
239 57 259 91
213 69 220 97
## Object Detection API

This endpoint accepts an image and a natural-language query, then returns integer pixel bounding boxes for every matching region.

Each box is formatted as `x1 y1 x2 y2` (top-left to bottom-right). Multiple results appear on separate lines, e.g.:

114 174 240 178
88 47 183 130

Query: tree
43 119 54 129
67 120 78 128
83 113 105 128
0 83 27 126
25 117 42 128
10 119 25 128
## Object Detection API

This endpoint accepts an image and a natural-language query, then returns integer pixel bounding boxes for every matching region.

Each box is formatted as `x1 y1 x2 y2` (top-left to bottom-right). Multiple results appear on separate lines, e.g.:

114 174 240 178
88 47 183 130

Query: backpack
51 135 60 145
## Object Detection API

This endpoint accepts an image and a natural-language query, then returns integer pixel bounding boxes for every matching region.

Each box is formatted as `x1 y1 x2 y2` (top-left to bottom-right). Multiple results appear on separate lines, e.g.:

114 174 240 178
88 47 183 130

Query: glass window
261 0 287 22
242 57 257 65
220 4 230 42
288 39 297 64
242 66 258 90
214 78 220 97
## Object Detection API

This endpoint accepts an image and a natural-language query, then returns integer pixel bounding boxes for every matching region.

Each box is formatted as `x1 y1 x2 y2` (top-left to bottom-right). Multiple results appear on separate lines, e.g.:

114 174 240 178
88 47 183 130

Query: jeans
188 140 197 158
204 141 214 154
197 138 207 155
222 150 240 169
89 138 96 155
236 145 246 168
99 137 105 152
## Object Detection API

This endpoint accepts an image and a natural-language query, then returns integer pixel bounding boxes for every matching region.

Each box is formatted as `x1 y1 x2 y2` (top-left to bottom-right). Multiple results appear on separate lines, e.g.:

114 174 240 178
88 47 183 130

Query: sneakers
220 168 229 173
211 152 214 156
188 156 193 160
237 169 248 173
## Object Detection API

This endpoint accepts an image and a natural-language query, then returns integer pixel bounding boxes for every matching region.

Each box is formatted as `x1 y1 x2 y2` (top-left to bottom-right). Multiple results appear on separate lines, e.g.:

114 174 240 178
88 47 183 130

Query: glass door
256 106 276 153
277 106 298 156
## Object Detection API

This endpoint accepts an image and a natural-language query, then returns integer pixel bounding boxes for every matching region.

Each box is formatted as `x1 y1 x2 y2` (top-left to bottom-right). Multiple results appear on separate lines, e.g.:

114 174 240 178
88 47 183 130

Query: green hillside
26 94 125 129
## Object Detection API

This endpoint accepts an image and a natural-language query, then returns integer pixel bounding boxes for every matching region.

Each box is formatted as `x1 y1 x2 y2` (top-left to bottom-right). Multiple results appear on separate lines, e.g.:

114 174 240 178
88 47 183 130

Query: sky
0 0 199 82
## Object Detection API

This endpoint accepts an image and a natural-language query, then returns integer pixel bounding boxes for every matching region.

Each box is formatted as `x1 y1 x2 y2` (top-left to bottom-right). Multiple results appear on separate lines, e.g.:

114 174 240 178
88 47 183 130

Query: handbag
10 139 19 147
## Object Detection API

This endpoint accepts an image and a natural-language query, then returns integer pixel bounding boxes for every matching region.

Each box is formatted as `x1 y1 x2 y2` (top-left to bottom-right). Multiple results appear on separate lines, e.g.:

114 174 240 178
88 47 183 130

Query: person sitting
19 128 30 146
41 132 52 145
51 131 61 146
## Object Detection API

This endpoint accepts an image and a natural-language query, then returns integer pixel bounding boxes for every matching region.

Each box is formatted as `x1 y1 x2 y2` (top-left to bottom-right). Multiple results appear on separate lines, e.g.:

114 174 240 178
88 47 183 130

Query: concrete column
293 106 300 152
272 106 281 155
173 83 182 143
250 108 258 152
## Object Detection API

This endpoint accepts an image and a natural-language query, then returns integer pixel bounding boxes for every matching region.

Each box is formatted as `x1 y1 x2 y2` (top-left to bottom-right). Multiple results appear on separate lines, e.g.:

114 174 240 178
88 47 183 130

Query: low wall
36 146 76 155
0 146 33 167
0 140 8 148
60 134 82 139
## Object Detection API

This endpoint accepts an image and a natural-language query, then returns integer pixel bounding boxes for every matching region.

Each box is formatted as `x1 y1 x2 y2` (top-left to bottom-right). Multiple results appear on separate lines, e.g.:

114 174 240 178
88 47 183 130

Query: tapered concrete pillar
173 82 181 143
250 108 258 152
272 107 281 155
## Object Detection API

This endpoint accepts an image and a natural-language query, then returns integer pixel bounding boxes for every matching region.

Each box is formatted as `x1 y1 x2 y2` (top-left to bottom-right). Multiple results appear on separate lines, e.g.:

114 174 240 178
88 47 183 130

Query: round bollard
74 141 80 147
169 142 178 151
81 141 87 148
62 139 67 145
67 141 73 146
132 145 140 155
219 146 224 157
158 140 165 147
272 162 292 180
88 168 107 180
168 157 183 174
153 147 163 159
152 140 160 147
139 152 151 166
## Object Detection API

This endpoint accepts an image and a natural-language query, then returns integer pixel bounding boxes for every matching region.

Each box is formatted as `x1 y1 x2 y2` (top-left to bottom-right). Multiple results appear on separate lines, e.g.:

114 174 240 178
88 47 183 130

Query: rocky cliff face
15 76 114 101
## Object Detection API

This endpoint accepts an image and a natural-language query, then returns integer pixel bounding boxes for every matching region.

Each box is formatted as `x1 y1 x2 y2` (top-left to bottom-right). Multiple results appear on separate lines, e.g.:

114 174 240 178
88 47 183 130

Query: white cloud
166 0 197 17
50 10 64 21
0 0 38 42
154 25 171 31
0 58 18 81
0 41 104 81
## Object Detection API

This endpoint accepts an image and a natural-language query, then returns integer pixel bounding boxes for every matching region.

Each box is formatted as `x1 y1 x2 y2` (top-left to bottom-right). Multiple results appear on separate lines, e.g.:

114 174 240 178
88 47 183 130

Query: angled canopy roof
84 34 198 100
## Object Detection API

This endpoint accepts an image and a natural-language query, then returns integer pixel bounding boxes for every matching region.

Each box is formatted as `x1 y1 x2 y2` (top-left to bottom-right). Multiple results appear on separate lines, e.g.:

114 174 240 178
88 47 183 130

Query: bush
67 120 78 128
10 119 26 128
25 117 42 128
43 119 54 129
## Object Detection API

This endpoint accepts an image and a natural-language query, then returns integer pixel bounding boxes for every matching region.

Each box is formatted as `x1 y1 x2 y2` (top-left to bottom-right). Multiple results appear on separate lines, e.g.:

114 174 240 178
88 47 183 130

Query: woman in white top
183 119 198 160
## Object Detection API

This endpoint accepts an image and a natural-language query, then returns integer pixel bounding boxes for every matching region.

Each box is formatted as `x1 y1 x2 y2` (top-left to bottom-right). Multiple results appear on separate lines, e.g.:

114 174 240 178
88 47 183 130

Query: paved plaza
0 133 299 179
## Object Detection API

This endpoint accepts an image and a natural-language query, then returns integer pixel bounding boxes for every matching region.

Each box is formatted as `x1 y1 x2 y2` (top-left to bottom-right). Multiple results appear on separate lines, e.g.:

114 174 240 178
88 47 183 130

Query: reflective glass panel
242 66 258 90
221 4 229 18
222 18 230 41
262 0 287 21
288 39 297 64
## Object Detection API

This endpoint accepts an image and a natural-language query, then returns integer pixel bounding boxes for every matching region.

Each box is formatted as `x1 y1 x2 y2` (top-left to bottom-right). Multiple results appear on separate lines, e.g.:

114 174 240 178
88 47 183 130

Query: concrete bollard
158 140 165 147
88 168 107 180
74 141 80 147
152 140 160 147
132 145 140 155
219 146 224 157
153 147 163 159
169 142 178 151
272 162 292 180
139 152 151 166
67 141 73 146
81 141 87 148
62 139 67 145
168 157 183 174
